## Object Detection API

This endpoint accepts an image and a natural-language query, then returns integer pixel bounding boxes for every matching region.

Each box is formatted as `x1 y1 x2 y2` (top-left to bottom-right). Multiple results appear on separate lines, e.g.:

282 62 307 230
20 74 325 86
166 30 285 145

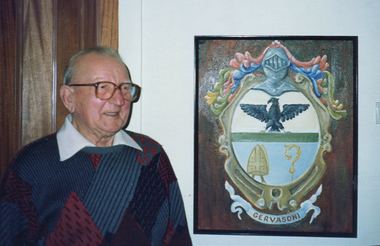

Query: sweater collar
57 114 142 161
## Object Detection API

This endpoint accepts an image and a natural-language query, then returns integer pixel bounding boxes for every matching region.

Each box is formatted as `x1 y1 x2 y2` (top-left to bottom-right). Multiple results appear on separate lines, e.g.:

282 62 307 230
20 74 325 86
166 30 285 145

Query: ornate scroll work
219 74 331 212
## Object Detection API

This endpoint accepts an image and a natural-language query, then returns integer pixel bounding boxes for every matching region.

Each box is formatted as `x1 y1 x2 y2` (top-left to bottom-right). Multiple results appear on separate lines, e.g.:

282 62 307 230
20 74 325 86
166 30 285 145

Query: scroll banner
225 181 322 225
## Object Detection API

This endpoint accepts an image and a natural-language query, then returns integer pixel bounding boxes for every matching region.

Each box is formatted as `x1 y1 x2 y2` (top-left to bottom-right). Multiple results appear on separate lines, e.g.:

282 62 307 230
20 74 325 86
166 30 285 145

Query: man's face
68 53 132 142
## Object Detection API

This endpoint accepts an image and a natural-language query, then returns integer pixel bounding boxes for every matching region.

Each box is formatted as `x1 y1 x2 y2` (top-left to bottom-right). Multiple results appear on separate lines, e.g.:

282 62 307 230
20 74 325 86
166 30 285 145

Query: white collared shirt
57 114 142 161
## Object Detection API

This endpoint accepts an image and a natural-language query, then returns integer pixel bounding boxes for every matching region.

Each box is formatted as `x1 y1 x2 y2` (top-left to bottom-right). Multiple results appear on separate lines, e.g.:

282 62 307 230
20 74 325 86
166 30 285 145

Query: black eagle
240 97 309 132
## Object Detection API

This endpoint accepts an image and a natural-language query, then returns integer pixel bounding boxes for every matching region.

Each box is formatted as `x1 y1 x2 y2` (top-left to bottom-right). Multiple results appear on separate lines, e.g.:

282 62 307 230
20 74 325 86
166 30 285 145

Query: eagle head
268 97 279 105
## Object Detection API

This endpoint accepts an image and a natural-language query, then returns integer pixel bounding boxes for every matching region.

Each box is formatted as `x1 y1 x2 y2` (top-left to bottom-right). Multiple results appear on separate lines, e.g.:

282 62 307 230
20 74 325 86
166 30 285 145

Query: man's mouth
105 112 118 116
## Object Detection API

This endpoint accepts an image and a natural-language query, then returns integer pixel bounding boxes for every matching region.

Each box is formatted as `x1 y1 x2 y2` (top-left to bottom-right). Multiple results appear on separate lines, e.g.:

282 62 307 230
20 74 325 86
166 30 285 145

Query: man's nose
109 87 125 106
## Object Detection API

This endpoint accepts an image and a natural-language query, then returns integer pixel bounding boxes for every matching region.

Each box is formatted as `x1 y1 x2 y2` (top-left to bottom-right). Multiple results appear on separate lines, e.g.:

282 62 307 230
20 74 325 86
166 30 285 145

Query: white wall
119 1 380 245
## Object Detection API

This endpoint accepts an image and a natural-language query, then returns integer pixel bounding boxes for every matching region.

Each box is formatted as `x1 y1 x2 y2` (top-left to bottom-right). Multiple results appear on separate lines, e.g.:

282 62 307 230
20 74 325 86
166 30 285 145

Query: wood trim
15 0 23 154
0 0 18 179
52 0 58 133
79 0 100 49
56 0 81 130
21 0 54 145
96 0 102 45
100 0 118 50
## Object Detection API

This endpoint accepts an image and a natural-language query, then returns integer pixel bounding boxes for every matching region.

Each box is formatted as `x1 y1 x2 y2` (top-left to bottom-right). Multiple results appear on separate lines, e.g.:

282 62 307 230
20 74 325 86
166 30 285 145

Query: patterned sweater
0 131 192 246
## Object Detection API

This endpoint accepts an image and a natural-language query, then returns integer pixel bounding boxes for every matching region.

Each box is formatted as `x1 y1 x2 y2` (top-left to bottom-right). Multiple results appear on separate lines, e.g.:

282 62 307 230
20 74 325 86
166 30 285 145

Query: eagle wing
280 104 309 122
240 104 270 122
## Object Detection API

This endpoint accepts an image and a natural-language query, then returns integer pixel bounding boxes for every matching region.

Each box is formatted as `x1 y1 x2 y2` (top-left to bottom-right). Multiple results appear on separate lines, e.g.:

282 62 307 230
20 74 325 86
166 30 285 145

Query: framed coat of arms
194 36 357 237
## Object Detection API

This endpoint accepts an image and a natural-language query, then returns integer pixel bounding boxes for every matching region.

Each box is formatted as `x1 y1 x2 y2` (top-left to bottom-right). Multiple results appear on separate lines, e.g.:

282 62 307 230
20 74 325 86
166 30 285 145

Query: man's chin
101 122 126 134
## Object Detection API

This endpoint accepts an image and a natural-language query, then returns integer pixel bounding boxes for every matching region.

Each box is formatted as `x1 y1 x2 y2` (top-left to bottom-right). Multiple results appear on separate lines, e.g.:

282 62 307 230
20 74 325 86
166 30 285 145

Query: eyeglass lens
97 82 136 100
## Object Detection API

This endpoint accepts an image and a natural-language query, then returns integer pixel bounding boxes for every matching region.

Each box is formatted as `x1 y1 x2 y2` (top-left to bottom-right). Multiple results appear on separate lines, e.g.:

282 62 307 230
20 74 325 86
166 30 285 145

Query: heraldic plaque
194 36 357 237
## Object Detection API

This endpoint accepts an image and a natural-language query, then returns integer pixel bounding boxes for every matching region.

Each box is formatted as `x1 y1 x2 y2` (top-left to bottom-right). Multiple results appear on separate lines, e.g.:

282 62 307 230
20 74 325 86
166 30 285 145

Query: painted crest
205 41 347 225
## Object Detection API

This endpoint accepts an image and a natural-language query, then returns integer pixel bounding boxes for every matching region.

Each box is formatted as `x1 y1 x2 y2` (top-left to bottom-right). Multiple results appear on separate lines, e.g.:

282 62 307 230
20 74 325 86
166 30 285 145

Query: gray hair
63 46 126 85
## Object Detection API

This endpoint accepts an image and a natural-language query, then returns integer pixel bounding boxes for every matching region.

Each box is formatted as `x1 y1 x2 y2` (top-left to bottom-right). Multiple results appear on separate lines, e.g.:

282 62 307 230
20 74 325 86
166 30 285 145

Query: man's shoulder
123 130 162 151
12 133 58 165
4 133 59 183
123 130 159 144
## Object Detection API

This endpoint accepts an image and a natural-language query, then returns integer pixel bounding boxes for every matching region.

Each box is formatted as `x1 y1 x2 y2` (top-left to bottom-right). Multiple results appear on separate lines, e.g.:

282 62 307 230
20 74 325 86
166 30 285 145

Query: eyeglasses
69 81 141 102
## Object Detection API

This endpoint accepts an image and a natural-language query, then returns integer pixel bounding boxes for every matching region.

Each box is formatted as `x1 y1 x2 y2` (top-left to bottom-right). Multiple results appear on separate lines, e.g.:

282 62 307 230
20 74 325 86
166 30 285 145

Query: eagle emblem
240 97 309 132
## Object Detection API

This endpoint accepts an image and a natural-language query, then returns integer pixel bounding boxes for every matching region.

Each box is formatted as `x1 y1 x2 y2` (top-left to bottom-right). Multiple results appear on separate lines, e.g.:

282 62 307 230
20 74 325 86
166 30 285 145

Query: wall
119 0 380 245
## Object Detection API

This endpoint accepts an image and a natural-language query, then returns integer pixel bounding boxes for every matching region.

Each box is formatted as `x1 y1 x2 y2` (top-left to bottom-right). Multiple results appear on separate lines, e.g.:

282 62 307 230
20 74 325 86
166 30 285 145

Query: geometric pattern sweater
0 131 192 246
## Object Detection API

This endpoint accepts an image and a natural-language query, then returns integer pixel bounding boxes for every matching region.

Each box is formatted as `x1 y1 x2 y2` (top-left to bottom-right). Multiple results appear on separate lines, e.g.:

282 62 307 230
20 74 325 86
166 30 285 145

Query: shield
220 73 330 213
233 90 319 186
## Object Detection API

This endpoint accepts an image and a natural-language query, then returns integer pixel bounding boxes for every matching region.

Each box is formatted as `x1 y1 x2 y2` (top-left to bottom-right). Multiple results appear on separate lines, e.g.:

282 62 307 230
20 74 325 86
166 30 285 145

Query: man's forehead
77 53 124 65
75 53 130 76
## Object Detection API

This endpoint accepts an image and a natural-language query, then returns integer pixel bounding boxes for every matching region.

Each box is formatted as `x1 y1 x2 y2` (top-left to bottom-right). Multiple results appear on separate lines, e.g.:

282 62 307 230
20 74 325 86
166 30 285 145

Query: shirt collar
57 114 142 161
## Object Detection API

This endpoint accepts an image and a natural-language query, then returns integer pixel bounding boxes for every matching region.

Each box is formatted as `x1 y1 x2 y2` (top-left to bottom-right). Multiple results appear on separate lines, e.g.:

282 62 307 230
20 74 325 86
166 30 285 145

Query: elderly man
0 46 192 245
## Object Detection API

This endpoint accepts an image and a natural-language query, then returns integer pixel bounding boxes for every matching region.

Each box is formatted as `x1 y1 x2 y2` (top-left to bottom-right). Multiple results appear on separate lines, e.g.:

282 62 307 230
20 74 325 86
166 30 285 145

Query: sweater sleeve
158 150 192 246
0 168 43 246
164 183 192 246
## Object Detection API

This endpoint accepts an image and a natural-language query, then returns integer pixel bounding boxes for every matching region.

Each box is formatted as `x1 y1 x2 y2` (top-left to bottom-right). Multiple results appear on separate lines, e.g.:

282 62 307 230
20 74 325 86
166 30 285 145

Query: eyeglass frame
69 81 141 103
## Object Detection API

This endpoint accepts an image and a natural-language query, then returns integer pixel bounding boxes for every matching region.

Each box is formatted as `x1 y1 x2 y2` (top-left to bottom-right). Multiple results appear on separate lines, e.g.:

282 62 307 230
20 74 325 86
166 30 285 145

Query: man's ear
60 85 76 113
